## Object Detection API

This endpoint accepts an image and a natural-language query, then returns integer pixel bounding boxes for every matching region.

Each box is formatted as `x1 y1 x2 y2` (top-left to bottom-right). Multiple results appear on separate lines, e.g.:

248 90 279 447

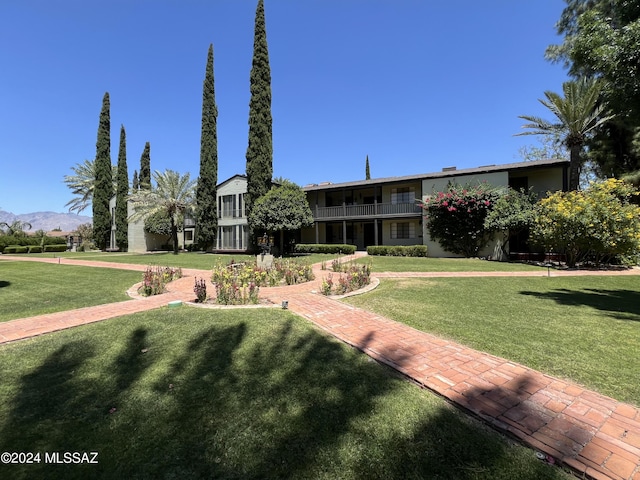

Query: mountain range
0 210 92 232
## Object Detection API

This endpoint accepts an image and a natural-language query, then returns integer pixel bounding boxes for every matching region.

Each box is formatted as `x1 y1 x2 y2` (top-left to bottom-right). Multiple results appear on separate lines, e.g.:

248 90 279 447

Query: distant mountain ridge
0 210 91 232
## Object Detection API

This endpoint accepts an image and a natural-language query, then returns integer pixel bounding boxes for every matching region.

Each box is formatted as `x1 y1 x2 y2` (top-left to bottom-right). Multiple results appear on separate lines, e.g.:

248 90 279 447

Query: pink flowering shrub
420 182 501 257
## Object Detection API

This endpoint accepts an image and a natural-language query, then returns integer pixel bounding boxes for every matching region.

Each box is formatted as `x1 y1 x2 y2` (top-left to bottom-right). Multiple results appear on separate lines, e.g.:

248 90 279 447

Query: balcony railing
314 202 422 220
218 209 245 219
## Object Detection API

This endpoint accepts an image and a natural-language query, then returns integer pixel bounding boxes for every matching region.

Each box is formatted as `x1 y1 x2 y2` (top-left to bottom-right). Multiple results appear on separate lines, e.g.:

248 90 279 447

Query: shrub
28 246 43 253
420 182 502 257
366 245 428 257
3 245 29 254
294 244 356 255
139 266 182 296
193 277 207 303
211 258 314 305
531 179 640 267
0 235 31 252
43 245 68 253
273 258 315 285
42 236 66 246
484 188 538 258
321 263 371 296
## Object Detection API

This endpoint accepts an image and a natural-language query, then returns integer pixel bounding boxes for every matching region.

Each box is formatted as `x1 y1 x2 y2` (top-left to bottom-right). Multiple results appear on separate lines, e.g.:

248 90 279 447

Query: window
238 194 244 217
391 187 414 204
221 195 236 218
391 222 415 239
221 226 235 249
184 230 193 241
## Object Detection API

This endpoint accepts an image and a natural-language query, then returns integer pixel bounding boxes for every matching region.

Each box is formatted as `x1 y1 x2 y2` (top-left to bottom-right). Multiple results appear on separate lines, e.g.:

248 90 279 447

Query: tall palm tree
128 170 196 254
517 77 614 190
63 159 117 214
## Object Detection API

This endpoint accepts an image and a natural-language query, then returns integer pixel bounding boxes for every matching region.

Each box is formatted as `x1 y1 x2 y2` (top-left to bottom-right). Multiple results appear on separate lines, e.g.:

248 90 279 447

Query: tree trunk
170 218 179 255
568 145 581 191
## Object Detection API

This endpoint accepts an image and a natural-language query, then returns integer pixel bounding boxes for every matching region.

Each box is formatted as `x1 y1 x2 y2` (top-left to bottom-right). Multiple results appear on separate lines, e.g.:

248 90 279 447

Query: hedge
43 244 68 252
366 245 428 257
28 246 43 253
294 244 357 255
3 245 29 254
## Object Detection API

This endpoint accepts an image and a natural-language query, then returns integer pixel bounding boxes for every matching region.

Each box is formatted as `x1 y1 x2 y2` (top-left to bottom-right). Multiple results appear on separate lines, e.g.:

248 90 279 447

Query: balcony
313 202 422 220
218 209 245 219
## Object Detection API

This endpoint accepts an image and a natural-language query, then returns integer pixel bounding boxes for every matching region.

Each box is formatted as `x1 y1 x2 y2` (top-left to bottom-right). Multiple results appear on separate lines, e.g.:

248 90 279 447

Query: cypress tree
92 92 113 250
115 124 129 251
365 155 371 180
195 44 219 250
132 170 139 192
245 0 273 234
139 142 151 189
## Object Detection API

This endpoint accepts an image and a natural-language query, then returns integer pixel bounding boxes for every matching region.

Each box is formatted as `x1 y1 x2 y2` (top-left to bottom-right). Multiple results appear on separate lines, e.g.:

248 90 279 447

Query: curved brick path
1 254 639 480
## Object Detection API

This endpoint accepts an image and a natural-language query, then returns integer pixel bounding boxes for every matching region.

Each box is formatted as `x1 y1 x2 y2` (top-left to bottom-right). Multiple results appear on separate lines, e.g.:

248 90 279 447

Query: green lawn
357 256 547 272
23 251 337 269
343 276 640 405
0 308 569 480
0 262 141 321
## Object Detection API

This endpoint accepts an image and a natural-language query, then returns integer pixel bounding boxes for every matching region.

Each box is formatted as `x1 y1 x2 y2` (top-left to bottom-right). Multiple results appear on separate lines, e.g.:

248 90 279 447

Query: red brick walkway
1 254 639 479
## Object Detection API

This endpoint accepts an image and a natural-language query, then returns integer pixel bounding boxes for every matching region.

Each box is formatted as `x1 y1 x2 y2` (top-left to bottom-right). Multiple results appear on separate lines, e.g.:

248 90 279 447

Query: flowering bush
531 178 640 267
194 277 207 303
272 258 315 285
420 182 502 257
140 266 183 296
321 274 333 295
320 263 371 296
211 258 315 304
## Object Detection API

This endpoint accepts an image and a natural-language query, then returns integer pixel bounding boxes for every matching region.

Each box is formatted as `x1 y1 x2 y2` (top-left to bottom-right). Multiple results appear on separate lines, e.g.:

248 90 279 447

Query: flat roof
302 158 568 192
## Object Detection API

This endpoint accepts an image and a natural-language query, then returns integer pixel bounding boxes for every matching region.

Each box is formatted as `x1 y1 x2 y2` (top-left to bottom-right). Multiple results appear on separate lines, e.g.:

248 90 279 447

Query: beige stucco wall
381 219 422 247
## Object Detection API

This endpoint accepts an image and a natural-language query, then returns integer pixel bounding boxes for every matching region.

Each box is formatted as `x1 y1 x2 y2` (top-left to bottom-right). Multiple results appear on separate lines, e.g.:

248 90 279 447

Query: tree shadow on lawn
0 319 563 480
520 288 640 321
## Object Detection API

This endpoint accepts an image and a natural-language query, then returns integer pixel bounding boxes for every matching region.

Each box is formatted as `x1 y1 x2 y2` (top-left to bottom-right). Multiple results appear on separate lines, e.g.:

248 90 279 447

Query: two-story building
301 158 568 256
112 158 569 256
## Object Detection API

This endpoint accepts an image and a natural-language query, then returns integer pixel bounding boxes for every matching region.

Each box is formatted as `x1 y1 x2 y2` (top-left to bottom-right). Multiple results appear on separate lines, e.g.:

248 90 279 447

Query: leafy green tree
484 188 538 259
248 181 313 254
245 0 273 237
195 44 218 251
517 78 614 190
93 92 113 250
531 178 640 267
128 170 196 255
144 210 183 237
546 1 640 177
75 223 94 251
115 125 129 251
63 159 117 214
420 183 502 257
139 142 151 190
365 155 371 180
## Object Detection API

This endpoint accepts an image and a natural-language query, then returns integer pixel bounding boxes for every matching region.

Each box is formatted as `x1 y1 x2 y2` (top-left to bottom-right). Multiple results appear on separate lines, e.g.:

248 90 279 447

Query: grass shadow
0 314 568 479
520 288 640 321
0 281 10 288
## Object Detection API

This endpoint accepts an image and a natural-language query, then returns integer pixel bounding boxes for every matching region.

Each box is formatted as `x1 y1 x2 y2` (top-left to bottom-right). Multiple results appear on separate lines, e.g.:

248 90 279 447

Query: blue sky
0 0 569 215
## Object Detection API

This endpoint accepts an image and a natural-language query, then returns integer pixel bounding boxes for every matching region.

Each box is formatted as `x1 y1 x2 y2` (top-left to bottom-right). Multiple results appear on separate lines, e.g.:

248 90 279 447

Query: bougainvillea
531 178 640 266
420 182 502 257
